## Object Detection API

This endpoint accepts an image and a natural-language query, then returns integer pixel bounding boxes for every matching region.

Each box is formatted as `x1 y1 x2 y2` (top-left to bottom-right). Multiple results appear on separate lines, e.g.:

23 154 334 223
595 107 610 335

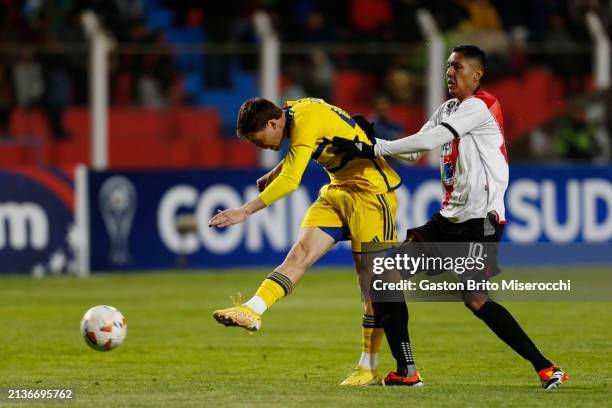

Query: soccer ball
80 305 127 351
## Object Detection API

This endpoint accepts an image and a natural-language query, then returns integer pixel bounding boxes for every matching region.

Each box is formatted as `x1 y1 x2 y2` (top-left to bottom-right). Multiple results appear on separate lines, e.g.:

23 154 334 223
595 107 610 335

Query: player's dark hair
452 44 486 69
236 97 283 139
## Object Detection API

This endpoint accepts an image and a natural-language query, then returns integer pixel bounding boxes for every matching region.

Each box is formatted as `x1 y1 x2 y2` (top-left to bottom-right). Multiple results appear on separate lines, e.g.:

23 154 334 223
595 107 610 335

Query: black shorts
402 212 505 294
407 212 504 244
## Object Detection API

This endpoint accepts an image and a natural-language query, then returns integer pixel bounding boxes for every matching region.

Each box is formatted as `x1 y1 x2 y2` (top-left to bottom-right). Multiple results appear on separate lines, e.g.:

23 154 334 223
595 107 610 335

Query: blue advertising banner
0 168 75 275
87 164 612 271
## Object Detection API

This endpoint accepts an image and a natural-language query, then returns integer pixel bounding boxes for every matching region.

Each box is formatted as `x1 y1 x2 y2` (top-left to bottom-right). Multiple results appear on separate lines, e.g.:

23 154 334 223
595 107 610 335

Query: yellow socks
245 271 294 314
359 314 384 370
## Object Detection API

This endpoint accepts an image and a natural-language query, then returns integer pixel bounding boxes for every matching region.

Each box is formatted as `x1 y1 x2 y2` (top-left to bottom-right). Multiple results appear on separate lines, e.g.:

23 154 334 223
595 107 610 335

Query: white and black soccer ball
80 305 127 351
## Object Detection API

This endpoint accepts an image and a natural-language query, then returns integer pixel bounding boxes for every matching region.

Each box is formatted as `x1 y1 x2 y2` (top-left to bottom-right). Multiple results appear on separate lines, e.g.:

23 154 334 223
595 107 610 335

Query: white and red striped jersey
421 89 509 223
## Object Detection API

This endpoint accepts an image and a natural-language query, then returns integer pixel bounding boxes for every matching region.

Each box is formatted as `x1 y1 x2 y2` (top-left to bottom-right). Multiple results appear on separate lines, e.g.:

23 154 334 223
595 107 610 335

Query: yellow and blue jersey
259 98 401 206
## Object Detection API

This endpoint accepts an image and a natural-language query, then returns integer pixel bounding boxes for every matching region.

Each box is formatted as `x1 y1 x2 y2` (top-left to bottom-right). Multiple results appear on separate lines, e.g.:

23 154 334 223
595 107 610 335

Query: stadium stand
0 0 604 167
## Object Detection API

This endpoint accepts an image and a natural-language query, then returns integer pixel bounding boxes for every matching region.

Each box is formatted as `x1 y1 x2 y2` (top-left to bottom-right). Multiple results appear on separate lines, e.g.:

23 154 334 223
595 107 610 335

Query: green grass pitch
1 268 610 407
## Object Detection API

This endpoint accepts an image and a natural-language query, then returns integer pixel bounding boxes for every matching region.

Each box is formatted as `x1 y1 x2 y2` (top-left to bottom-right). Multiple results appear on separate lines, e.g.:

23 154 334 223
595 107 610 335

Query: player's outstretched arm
208 197 266 228
376 138 424 162
331 125 454 161
374 125 455 157
210 146 311 228
390 151 424 162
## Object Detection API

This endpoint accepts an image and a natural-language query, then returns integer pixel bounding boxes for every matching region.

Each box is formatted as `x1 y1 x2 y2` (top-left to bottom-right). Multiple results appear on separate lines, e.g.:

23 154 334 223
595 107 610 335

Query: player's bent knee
464 298 488 312
463 290 489 311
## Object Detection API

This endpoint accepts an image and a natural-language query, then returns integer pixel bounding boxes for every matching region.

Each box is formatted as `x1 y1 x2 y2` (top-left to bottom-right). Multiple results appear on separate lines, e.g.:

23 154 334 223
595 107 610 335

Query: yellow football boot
340 365 383 386
213 304 262 332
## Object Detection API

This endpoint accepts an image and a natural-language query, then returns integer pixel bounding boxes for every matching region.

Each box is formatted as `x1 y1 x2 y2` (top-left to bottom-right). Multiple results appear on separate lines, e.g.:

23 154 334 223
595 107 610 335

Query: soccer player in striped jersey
332 44 567 389
209 97 422 385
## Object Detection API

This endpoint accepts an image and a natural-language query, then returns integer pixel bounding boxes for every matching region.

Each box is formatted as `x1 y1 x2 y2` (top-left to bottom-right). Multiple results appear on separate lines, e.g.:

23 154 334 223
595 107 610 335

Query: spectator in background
300 10 338 43
427 0 470 32
543 13 584 97
136 32 176 108
201 0 256 88
120 20 155 102
281 50 335 101
113 0 144 30
282 60 308 101
383 65 417 103
553 102 597 160
68 11 90 105
0 62 14 138
40 33 72 140
12 48 44 108
275 0 349 42
307 49 335 100
447 0 508 78
137 69 166 108
459 0 503 31
508 26 528 79
370 95 403 141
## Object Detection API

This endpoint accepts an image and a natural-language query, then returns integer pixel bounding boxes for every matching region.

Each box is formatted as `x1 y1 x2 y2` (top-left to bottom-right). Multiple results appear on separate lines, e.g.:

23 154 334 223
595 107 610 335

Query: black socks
474 301 553 372
373 301 417 376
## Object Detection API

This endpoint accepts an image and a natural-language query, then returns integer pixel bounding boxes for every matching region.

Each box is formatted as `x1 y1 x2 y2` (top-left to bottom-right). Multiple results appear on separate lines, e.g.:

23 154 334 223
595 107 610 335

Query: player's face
248 118 285 151
446 52 483 100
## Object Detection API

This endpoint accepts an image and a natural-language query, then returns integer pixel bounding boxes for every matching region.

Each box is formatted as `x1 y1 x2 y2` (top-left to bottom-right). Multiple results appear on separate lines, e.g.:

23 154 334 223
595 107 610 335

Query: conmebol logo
0 168 74 275
0 202 48 250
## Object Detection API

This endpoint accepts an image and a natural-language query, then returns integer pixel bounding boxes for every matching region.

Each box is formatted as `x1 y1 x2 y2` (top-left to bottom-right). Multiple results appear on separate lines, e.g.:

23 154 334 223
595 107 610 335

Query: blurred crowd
271 0 603 104
0 0 609 160
0 0 181 139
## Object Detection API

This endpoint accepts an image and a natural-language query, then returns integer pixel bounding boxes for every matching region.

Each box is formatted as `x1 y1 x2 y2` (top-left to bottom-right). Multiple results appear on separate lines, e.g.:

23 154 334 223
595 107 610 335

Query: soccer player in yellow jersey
210 97 420 385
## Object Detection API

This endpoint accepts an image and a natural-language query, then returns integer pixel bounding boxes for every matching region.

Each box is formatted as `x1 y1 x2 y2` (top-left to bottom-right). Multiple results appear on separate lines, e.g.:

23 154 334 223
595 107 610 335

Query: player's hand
331 136 375 160
208 208 248 228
